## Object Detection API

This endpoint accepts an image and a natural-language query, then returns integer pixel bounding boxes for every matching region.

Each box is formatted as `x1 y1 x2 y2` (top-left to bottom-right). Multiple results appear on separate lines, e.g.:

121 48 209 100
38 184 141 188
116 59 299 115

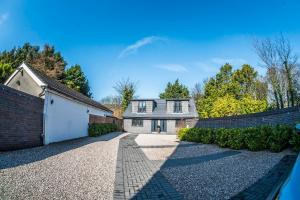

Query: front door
160 120 167 132
151 120 167 133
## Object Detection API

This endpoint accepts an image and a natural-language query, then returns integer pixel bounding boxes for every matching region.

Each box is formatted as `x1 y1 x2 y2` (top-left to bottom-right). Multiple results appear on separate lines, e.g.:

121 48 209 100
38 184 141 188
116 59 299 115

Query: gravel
160 143 294 200
0 132 127 200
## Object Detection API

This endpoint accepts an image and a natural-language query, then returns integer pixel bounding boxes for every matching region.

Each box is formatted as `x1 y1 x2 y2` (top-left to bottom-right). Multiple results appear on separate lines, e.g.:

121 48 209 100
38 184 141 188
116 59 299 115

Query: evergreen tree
159 79 190 99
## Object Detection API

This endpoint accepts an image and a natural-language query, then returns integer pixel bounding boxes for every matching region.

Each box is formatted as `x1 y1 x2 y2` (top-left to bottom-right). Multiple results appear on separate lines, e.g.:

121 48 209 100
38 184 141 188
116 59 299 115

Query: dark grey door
151 120 158 132
160 120 167 132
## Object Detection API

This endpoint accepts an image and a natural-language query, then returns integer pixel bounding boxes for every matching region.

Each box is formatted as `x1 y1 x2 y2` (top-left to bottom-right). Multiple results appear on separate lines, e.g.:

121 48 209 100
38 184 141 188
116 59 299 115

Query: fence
89 114 123 129
0 84 44 151
187 106 300 129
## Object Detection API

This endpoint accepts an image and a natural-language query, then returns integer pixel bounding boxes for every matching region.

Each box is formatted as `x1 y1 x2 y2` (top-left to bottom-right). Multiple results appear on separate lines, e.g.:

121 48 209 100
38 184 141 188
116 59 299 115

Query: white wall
44 90 112 144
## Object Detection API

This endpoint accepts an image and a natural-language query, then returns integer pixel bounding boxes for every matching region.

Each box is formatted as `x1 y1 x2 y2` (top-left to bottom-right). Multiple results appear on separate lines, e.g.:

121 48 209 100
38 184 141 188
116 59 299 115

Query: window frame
132 119 143 127
173 101 182 113
138 101 147 113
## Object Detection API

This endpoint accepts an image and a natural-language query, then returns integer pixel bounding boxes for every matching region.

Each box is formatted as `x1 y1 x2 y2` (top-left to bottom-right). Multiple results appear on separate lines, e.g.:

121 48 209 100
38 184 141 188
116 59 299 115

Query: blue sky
1 0 300 100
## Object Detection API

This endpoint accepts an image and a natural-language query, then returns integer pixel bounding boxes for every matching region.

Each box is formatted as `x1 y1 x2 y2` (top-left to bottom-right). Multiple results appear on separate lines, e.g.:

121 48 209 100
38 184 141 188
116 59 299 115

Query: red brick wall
0 84 44 151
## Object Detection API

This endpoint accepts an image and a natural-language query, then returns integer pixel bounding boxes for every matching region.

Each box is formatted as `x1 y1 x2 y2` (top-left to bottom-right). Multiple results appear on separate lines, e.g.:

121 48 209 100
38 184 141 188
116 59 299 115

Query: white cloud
0 13 8 25
211 57 247 66
118 36 164 58
155 64 187 72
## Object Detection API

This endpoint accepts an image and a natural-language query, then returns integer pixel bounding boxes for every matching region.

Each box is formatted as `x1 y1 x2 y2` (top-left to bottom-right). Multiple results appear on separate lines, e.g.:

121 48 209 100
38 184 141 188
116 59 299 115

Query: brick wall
0 84 44 151
187 106 300 129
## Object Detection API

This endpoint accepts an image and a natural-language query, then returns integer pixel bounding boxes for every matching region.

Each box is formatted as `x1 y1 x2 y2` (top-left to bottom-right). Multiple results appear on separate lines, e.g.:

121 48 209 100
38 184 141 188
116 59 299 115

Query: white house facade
5 63 113 144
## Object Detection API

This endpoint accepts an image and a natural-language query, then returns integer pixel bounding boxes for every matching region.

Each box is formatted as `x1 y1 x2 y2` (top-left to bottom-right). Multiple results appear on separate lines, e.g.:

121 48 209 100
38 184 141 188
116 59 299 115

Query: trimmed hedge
178 125 300 152
88 123 118 137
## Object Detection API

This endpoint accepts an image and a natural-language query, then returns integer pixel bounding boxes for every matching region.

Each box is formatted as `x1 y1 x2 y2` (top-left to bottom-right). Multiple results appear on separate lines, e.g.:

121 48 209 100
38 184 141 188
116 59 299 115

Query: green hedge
88 123 118 137
178 125 300 152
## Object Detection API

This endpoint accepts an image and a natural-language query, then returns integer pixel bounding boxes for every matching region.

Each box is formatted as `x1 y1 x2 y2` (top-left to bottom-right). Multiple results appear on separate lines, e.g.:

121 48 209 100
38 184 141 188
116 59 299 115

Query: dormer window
138 101 146 113
174 101 182 113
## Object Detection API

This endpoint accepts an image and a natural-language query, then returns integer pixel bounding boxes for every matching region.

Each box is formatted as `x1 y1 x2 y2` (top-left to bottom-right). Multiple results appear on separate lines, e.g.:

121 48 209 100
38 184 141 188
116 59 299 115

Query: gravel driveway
0 132 127 200
1 133 297 200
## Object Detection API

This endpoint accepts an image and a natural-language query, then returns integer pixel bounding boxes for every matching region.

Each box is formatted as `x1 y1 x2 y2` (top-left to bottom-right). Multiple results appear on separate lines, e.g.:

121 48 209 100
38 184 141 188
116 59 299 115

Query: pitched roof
25 64 112 113
123 99 198 119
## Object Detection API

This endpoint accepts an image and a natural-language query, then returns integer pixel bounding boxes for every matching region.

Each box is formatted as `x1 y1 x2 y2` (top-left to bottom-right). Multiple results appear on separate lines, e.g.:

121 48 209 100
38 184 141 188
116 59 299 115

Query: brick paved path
113 134 182 200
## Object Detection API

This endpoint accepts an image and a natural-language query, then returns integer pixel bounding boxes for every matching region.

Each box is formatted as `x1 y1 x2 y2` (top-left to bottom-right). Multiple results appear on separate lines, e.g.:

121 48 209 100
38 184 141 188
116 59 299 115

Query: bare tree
253 35 300 108
114 78 138 112
191 82 203 101
276 34 299 107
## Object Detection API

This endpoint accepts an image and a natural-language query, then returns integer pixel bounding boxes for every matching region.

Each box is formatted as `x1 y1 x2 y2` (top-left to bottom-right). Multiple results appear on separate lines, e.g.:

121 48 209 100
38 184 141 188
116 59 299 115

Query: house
5 63 113 144
123 99 198 134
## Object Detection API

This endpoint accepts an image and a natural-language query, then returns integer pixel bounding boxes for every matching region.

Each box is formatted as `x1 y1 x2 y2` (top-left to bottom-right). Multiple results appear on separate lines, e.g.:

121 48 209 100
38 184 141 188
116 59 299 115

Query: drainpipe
41 87 48 145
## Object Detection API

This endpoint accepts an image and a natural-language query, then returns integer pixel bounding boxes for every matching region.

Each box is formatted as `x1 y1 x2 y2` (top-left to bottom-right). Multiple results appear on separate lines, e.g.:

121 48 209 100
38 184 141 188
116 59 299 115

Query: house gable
5 63 46 97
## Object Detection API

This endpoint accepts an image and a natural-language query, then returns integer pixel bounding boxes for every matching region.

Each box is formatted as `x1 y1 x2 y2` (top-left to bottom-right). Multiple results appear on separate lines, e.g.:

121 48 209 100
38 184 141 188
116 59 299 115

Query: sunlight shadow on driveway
0 132 124 170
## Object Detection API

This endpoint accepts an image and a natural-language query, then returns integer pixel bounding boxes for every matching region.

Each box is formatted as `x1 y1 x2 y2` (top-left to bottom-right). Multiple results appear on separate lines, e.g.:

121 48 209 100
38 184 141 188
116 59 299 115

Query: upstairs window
138 101 146 113
132 119 143 127
173 101 182 113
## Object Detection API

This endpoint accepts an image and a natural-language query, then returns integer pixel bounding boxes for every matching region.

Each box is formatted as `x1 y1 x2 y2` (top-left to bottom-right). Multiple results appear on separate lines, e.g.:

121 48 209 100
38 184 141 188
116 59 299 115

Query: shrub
178 124 295 152
201 128 216 144
268 125 293 152
290 133 300 152
227 128 245 149
88 123 118 137
177 128 189 140
244 126 269 151
216 128 231 147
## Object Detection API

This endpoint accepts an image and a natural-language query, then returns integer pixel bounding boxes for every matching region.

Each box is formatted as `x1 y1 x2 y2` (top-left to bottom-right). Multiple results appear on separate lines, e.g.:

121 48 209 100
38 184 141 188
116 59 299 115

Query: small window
173 101 182 113
132 119 143 127
138 101 146 113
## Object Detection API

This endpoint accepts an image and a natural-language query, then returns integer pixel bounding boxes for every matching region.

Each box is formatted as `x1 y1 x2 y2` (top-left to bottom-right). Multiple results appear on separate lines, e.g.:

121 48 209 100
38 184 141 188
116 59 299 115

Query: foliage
177 127 189 140
268 125 293 152
244 126 270 151
88 123 118 137
159 79 190 99
0 43 94 98
0 43 67 81
0 62 13 83
197 64 268 118
63 64 92 97
179 125 297 152
289 133 300 152
114 78 137 113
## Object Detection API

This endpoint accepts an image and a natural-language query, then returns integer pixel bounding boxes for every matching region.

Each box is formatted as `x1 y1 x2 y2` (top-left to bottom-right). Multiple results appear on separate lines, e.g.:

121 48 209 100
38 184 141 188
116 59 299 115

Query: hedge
88 123 119 137
178 125 300 152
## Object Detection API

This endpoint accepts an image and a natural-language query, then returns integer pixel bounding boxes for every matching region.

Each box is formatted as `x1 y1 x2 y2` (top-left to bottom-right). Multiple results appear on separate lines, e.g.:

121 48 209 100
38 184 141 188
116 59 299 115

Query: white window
138 101 146 113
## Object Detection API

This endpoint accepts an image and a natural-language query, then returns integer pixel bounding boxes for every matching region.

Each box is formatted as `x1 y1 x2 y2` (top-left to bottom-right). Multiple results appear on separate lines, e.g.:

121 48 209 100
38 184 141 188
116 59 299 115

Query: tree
197 63 268 118
159 79 190 99
0 43 67 81
114 78 137 112
0 62 13 83
253 35 300 108
63 64 92 97
100 95 122 118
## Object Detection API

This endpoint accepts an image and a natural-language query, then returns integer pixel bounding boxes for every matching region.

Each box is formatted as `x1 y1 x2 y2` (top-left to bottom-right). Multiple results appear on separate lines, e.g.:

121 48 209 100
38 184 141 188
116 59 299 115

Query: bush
177 128 189 140
268 125 293 152
290 133 300 152
227 128 245 149
201 128 216 144
88 123 118 137
178 124 297 152
215 128 230 147
244 126 270 151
